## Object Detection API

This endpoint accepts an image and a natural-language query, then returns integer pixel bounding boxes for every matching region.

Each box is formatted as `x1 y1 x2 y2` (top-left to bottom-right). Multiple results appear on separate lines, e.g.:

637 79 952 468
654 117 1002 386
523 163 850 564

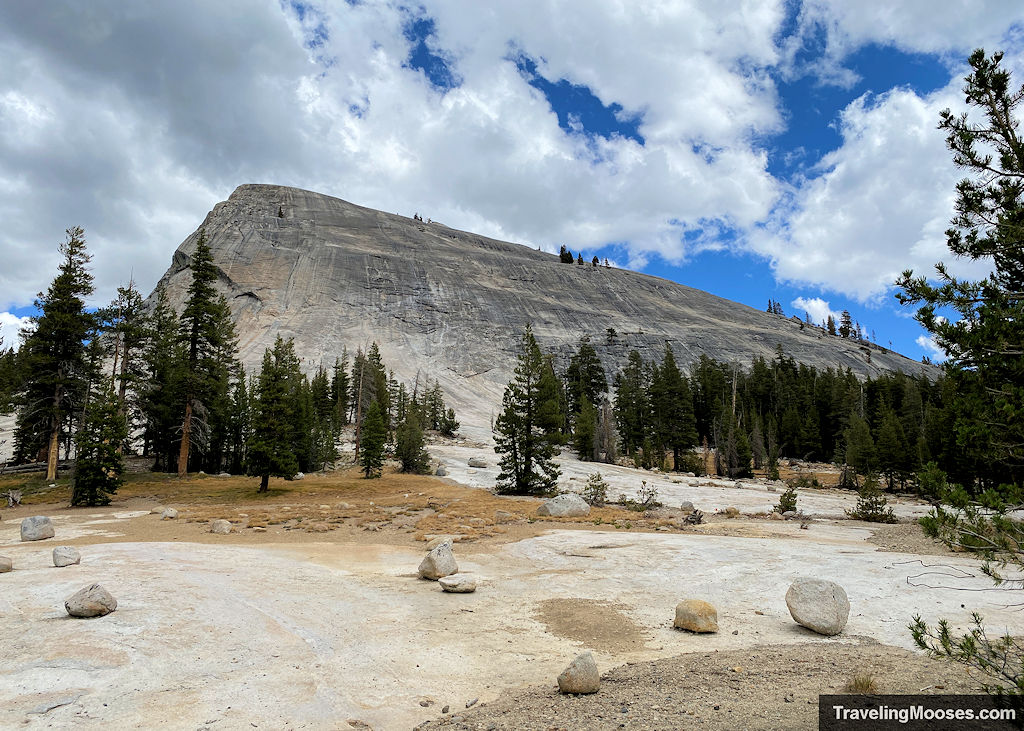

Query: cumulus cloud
791 296 839 326
0 312 32 350
916 334 947 362
0 0 1021 316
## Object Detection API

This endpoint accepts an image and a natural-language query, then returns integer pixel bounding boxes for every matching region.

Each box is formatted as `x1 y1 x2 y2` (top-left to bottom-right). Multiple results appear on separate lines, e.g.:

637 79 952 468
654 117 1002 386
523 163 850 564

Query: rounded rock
161 508 179 520
53 546 81 567
65 583 117 618
439 573 477 593
210 519 232 535
419 540 458 580
786 578 850 636
0 555 12 573
537 493 591 518
21 516 55 542
674 599 719 633
557 651 600 694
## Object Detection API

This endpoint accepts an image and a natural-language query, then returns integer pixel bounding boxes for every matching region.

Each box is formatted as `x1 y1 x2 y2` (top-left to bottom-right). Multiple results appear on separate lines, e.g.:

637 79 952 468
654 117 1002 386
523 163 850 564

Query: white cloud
916 333 947 362
0 312 32 350
791 296 839 326
751 78 1001 301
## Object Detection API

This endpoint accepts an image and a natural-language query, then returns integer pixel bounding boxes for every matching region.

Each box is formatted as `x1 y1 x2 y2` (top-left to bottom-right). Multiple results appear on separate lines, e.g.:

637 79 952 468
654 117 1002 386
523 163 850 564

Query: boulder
21 516 55 542
435 466 448 477
557 651 600 694
783 510 798 519
419 540 458 580
53 546 81 567
786 578 850 636
467 458 488 468
439 573 477 593
537 494 590 518
673 599 719 633
150 505 166 514
65 584 117 618
210 519 232 535
725 506 740 518
769 511 784 521
0 555 12 573
679 501 695 514
494 510 519 524
292 472 304 480
161 508 179 520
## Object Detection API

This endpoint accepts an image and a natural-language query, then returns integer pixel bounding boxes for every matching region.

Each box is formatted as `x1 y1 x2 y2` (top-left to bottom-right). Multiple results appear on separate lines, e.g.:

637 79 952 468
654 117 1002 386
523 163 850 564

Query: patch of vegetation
775 485 798 514
844 672 879 694
616 480 661 512
846 473 897 523
581 472 609 507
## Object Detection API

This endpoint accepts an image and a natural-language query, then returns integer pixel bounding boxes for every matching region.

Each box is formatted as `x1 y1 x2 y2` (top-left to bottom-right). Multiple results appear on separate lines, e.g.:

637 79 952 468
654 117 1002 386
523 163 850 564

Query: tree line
493 330 1005 497
4 230 459 502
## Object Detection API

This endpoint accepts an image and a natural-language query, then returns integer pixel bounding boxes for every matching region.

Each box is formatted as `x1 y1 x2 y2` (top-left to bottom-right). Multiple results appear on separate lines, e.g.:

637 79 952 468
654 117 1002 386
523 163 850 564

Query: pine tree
99 280 149 438
70 384 127 506
826 315 837 336
331 350 351 425
572 393 597 460
246 337 302 492
564 337 607 417
844 413 876 479
846 472 896 523
396 407 430 474
613 350 650 456
838 310 853 338
309 365 337 471
225 365 250 474
650 344 698 471
359 400 387 478
140 285 186 471
493 325 560 495
14 227 95 479
176 231 238 476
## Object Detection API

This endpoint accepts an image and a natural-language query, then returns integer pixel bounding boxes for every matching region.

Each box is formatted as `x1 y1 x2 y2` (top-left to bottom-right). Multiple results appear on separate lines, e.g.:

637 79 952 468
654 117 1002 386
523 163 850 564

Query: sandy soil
0 446 1017 730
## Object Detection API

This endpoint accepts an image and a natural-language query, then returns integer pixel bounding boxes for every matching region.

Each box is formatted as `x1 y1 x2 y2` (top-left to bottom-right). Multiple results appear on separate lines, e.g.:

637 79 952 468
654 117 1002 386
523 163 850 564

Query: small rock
467 458 488 468
769 512 784 520
439 573 477 593
435 466 448 477
494 510 518 524
252 526 267 533
673 599 719 633
21 516 55 542
150 505 166 514
466 698 478 708
305 522 330 532
0 555 12 573
783 510 797 519
537 493 590 518
161 508 179 520
557 651 600 694
786 577 850 636
767 486 776 493
725 506 739 518
53 546 81 567
210 519 232 535
64 583 117 618
467 517 486 526
441 705 449 714
419 540 458 580
218 472 231 477
292 472 304 480
679 501 695 514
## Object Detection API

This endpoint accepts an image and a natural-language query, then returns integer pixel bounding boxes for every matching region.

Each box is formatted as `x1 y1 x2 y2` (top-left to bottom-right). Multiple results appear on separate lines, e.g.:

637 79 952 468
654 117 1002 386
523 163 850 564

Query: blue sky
1 1 1023 360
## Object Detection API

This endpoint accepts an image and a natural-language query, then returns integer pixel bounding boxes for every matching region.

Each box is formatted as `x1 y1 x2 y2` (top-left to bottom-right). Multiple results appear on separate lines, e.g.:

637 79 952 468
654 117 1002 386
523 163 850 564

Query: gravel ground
418 641 985 731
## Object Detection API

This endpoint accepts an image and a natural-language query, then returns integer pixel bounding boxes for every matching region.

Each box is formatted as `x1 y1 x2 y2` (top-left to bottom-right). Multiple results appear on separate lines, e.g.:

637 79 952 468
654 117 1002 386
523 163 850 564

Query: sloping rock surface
152 184 933 431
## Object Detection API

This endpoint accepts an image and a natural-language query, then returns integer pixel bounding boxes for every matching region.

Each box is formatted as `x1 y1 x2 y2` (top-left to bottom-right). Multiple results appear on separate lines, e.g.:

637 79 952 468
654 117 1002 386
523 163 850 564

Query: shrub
582 472 609 507
844 672 878 694
617 480 661 512
676 452 706 476
846 472 897 523
775 485 798 514
916 461 948 500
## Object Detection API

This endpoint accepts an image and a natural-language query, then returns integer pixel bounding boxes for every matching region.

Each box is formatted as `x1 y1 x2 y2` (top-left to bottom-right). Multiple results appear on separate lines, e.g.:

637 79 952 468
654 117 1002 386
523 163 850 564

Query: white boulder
21 516 55 542
537 494 591 518
557 652 600 694
439 573 477 593
53 546 81 567
65 584 117 618
418 540 458 580
786 578 850 636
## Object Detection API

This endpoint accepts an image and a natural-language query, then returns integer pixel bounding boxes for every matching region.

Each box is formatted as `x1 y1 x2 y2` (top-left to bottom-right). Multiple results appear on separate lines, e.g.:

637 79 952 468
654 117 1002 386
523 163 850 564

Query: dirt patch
534 598 650 654
422 640 987 730
866 521 961 557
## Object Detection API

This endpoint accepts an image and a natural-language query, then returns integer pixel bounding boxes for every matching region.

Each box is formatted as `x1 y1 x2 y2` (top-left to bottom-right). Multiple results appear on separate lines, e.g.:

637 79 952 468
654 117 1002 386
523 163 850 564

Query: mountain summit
152 184 929 431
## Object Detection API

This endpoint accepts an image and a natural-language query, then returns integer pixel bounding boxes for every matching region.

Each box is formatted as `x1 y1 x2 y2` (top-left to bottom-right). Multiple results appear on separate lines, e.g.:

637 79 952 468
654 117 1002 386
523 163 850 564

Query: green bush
775 485 798 514
582 472 609 507
846 472 897 523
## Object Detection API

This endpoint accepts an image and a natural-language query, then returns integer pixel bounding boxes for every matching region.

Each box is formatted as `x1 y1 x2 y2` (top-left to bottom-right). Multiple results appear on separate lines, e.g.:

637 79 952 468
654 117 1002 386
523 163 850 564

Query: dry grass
1 465 682 542
844 672 880 694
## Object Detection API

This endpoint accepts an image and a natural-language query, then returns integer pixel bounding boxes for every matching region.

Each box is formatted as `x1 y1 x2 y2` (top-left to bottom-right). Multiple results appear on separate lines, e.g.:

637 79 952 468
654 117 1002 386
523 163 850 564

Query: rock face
673 599 719 633
150 185 934 433
419 541 458 580
786 578 850 636
65 584 117 618
557 652 600 694
0 555 12 573
438 574 477 593
21 516 55 542
53 546 81 567
537 494 591 518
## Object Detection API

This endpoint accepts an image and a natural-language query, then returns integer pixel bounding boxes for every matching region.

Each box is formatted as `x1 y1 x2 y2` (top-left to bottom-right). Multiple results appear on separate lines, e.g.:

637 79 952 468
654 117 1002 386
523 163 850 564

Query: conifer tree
14 227 95 479
71 384 127 506
650 344 698 471
359 400 387 478
564 337 607 417
140 285 186 470
493 325 560 495
331 350 351 425
396 406 430 473
225 365 250 474
247 337 302 492
613 350 650 456
572 393 598 460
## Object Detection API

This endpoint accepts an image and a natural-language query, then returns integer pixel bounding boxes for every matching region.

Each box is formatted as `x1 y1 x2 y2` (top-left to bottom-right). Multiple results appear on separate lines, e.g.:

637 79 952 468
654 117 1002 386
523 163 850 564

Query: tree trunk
45 426 59 481
177 398 193 477
260 472 269 492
